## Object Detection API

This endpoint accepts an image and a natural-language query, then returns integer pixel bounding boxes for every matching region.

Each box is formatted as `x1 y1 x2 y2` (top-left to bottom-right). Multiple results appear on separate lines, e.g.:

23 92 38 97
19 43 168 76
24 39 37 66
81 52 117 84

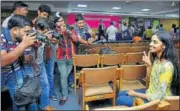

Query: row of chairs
81 66 179 110
90 46 148 54
86 42 150 49
76 65 147 110
90 96 179 110
73 53 145 95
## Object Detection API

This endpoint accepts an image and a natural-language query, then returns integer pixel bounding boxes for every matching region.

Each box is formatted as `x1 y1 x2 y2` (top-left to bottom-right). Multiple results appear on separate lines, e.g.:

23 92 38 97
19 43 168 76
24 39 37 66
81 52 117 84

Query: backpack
99 47 116 55
1 27 42 106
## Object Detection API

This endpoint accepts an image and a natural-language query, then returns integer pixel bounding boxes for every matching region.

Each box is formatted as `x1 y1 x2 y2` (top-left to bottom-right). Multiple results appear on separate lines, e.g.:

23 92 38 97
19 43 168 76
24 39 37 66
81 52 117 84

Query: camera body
26 30 49 43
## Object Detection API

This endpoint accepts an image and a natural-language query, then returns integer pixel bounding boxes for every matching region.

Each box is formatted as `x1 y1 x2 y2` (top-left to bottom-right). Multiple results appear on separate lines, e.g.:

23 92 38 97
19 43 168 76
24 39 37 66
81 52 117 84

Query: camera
26 30 48 43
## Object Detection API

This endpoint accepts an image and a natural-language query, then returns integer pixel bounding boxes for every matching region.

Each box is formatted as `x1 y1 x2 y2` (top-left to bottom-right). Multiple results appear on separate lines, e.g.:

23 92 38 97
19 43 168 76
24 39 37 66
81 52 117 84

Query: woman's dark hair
38 4 51 15
12 1 28 12
152 31 179 95
75 13 84 22
8 15 32 29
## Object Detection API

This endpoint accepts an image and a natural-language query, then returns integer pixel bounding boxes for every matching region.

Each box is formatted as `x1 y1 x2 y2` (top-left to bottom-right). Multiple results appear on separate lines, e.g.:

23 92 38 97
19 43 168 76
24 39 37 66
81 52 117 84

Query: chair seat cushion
95 105 129 110
121 80 145 90
85 83 113 96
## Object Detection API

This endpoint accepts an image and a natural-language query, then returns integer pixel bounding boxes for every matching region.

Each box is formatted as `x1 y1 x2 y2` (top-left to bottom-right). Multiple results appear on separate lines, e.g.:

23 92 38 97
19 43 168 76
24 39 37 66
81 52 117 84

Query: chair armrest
133 97 145 106
158 100 170 110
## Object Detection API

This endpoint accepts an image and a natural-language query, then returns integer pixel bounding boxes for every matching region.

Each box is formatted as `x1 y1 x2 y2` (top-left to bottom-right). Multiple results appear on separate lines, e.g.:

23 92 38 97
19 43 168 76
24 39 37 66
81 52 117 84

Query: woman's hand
142 51 152 67
127 90 137 96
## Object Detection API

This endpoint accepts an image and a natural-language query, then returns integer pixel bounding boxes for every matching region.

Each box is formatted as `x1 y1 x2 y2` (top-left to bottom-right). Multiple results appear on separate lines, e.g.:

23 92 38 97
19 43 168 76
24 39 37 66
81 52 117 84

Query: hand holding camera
20 32 37 49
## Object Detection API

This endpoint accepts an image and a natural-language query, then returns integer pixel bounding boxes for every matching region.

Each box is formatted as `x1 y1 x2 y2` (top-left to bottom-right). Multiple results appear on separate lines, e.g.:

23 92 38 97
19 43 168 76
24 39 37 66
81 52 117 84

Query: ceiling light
112 7 121 10
77 4 87 8
141 9 151 11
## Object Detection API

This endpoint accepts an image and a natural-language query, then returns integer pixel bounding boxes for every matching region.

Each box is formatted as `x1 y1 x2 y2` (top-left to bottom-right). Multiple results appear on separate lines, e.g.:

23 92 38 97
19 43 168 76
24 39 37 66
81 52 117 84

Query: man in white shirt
106 22 117 41
2 1 28 28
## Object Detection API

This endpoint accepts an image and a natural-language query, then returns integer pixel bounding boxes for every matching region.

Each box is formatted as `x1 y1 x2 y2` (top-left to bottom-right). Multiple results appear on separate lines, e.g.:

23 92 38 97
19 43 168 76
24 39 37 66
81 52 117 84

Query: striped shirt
72 23 91 40
1 29 31 74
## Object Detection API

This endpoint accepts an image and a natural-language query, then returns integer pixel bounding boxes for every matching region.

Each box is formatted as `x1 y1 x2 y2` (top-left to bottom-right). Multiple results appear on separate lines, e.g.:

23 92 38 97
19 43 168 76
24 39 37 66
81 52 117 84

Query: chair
124 52 144 65
164 96 180 110
72 54 100 95
101 53 125 67
113 47 131 54
119 65 146 91
94 99 161 110
131 46 147 53
80 66 119 110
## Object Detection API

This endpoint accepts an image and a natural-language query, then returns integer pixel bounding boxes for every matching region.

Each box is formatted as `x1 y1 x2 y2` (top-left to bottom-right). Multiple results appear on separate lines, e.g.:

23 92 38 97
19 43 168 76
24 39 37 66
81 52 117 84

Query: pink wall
67 13 122 28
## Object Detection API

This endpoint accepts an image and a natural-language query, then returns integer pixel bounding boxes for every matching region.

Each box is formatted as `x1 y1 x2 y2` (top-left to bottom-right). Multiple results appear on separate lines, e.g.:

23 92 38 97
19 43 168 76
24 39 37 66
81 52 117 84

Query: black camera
26 30 48 43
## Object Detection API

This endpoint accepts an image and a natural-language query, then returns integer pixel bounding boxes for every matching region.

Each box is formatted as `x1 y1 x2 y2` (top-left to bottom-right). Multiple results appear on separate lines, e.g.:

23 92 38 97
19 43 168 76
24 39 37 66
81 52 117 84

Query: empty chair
101 53 125 67
124 52 144 65
113 47 131 54
80 66 119 110
131 46 147 53
117 43 132 47
72 54 100 95
119 65 146 91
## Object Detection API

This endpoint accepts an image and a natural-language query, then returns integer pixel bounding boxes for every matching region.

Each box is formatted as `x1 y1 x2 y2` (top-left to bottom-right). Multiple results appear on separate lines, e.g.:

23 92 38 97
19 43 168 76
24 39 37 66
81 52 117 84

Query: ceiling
1 1 179 19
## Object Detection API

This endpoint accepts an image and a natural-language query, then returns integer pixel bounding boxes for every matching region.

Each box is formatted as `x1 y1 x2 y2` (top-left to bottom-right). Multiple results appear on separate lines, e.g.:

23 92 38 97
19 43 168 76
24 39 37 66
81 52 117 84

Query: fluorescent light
77 4 87 8
141 9 150 11
112 7 121 10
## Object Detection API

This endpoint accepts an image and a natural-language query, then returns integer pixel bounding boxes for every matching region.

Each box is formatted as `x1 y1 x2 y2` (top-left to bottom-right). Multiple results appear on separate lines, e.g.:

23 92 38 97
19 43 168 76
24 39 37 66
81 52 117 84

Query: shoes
59 97 68 106
50 94 59 101
44 106 56 111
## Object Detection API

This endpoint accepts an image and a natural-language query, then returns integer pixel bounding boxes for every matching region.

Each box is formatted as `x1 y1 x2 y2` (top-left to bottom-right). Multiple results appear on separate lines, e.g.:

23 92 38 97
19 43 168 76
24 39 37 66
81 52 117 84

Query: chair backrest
117 43 132 47
131 46 147 53
73 54 100 67
81 66 118 85
120 65 146 80
101 53 125 67
124 52 144 64
132 42 149 47
94 99 161 110
165 96 180 110
113 47 131 54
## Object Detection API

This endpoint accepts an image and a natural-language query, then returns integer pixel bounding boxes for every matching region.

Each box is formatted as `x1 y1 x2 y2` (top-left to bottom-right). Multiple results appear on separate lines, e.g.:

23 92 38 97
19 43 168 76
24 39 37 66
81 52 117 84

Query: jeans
68 69 74 86
57 58 73 98
39 62 50 109
21 65 39 110
1 69 25 110
45 58 55 97
116 88 148 107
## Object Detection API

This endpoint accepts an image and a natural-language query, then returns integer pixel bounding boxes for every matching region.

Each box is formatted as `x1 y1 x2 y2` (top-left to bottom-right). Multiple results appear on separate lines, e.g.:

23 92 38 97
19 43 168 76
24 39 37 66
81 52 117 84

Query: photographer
1 15 37 110
31 17 55 110
51 12 94 105
72 13 96 54
2 1 28 28
32 4 51 25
